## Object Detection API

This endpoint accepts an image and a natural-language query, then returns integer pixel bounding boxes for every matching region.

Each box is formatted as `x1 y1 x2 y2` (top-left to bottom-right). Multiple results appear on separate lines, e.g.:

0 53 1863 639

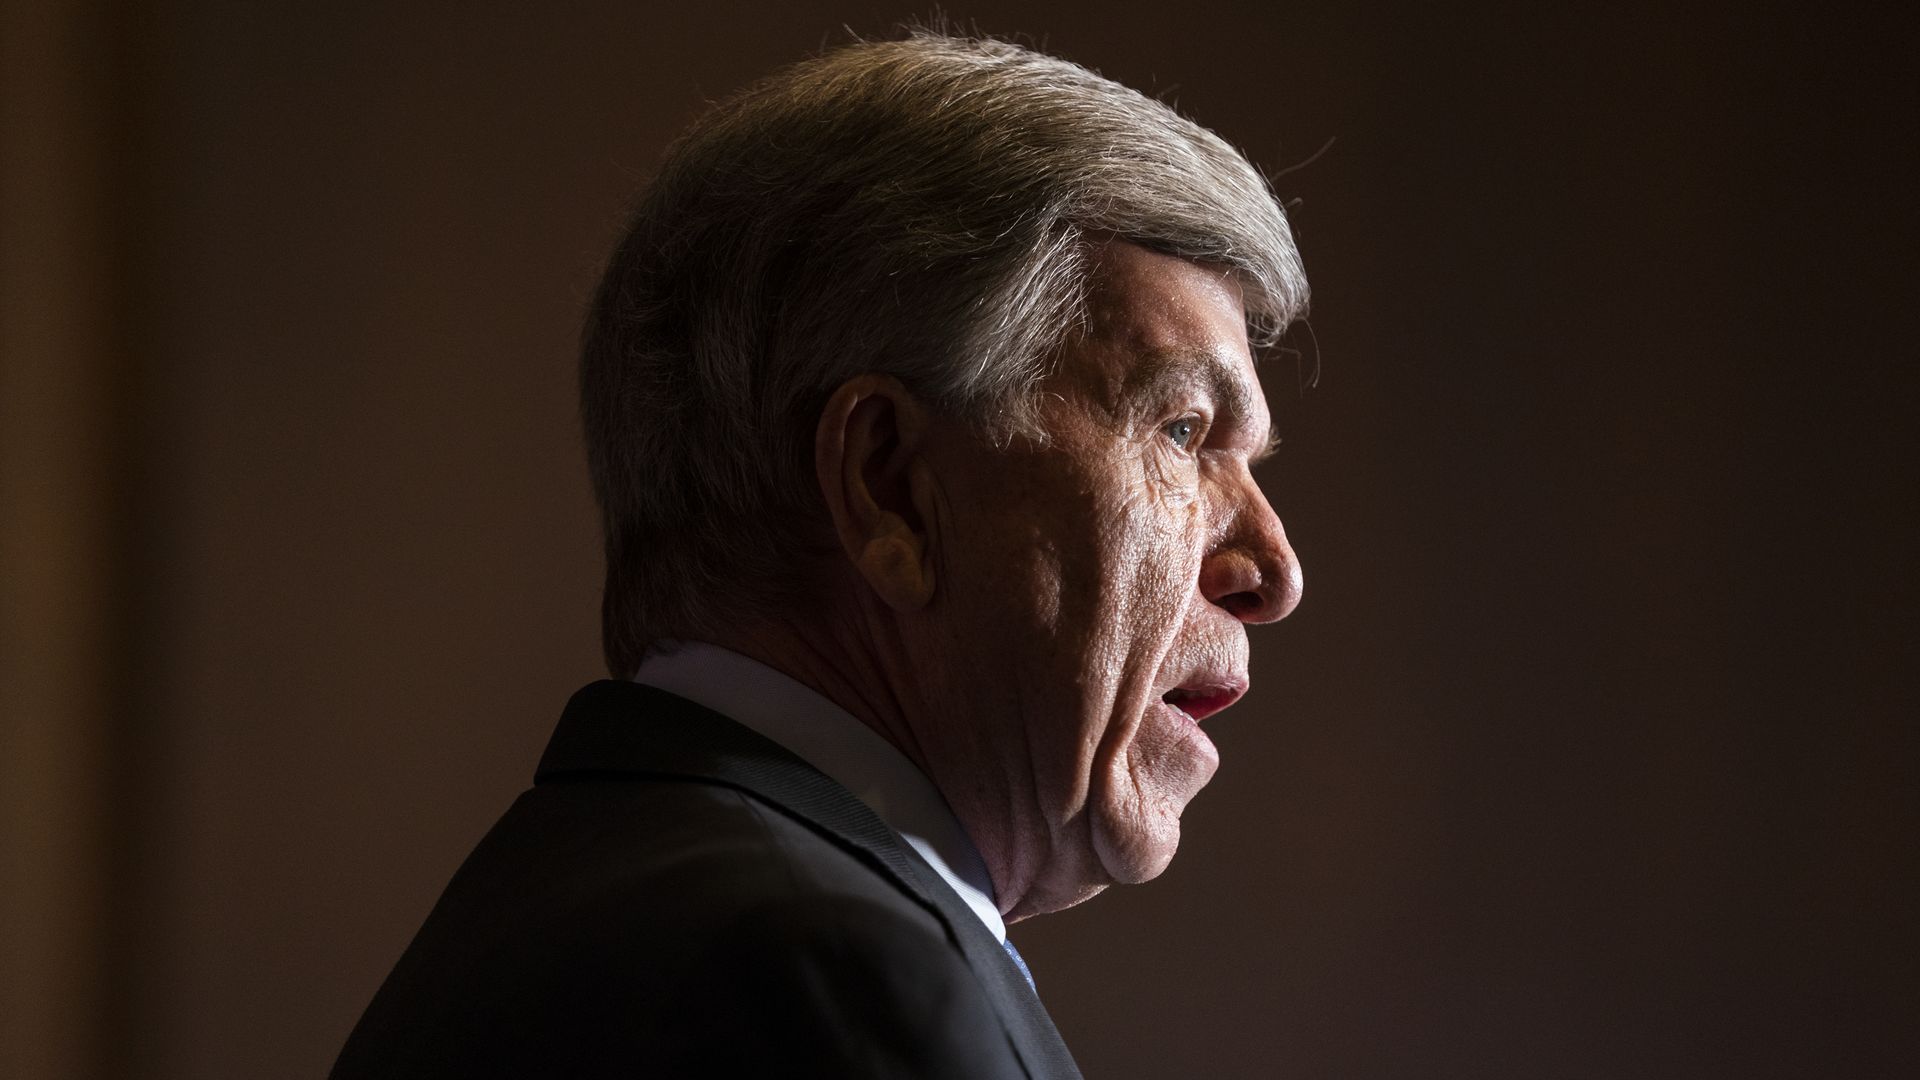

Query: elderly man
334 31 1305 1079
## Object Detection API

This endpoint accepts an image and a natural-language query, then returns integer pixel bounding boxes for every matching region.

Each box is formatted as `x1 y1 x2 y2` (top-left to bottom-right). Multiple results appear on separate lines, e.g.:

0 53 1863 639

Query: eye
1164 417 1200 451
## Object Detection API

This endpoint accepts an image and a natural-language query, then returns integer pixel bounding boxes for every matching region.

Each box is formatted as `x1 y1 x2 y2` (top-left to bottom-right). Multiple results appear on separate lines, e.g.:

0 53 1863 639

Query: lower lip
1155 701 1221 763
1159 699 1211 734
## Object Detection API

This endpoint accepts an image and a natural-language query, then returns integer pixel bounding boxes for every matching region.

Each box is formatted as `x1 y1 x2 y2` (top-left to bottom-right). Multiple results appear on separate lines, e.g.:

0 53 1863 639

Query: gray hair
582 31 1309 676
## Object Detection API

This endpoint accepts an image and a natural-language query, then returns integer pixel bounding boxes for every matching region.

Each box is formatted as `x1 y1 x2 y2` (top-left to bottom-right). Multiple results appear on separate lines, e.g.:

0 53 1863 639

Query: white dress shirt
632 641 1007 944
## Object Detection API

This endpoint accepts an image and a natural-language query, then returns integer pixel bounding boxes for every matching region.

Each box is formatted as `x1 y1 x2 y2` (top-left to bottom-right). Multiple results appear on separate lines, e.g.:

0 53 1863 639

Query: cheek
1081 477 1220 880
1028 485 1197 708
1020 448 1208 635
1110 480 1207 624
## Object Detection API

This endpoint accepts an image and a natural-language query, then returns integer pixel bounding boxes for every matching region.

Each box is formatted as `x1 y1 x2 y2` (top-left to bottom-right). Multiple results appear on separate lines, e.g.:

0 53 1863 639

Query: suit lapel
882 827 1087 1080
536 681 1082 1080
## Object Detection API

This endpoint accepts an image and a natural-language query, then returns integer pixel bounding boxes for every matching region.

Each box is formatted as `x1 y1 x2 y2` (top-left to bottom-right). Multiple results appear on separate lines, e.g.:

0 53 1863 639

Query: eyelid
1172 407 1273 462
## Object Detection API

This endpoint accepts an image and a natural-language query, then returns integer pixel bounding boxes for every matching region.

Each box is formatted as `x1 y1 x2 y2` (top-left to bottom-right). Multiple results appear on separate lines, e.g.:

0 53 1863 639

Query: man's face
912 241 1302 920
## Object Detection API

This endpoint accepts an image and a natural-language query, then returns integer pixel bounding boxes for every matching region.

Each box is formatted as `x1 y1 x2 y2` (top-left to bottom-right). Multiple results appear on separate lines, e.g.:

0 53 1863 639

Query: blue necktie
1001 937 1035 991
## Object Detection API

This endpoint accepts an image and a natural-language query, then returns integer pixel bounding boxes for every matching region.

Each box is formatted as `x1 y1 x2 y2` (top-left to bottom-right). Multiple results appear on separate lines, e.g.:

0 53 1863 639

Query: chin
1000 807 1187 921
1091 811 1184 886
1081 708 1217 887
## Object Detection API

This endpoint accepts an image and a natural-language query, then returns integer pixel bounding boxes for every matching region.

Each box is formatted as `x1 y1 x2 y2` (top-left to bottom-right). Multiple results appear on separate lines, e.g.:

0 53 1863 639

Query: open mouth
1161 685 1245 723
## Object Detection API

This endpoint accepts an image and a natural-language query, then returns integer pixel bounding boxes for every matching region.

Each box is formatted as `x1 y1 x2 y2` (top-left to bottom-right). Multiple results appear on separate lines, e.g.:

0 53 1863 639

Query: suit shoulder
660 892 1022 1078
335 777 1023 1078
490 775 942 938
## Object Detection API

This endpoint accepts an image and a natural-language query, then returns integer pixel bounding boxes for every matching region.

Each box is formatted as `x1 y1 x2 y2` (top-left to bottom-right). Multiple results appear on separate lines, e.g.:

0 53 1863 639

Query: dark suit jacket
332 680 1083 1078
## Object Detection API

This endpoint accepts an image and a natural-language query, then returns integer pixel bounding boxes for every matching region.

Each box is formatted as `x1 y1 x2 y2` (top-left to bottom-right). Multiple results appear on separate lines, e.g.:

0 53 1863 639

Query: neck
686 600 1063 922
697 606 934 784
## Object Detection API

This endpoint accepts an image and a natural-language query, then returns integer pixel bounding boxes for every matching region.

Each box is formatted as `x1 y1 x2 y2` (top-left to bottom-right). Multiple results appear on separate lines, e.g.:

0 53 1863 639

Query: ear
814 375 939 611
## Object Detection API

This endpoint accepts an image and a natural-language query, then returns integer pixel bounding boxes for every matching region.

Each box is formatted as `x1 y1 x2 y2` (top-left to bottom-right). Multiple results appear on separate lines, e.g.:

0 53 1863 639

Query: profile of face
901 242 1303 920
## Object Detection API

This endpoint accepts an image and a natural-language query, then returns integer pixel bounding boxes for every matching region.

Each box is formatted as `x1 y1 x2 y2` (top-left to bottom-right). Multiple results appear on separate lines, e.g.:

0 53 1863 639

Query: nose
1198 475 1301 624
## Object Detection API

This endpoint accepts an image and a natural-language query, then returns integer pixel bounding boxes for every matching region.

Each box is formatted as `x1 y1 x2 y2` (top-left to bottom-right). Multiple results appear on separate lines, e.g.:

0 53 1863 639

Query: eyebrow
1122 348 1282 463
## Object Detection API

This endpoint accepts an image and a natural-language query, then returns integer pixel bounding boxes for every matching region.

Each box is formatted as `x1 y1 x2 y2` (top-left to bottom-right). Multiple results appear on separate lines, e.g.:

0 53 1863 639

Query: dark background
4 2 1914 1077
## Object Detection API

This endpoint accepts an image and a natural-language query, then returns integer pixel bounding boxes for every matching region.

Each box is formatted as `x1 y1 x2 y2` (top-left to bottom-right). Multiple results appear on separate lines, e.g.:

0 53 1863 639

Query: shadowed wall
4 2 1913 1077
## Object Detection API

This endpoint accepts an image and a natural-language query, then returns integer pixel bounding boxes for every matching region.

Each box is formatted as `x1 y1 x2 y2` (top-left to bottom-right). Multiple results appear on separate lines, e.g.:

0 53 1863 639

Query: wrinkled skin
902 242 1303 920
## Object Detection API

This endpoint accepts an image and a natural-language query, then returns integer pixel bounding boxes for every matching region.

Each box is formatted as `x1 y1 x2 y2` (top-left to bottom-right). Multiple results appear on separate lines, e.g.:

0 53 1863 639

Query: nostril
1217 590 1265 620
1201 544 1299 624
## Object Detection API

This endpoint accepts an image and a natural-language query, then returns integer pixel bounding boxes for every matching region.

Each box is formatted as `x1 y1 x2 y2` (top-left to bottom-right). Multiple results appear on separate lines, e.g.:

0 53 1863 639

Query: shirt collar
631 640 1006 943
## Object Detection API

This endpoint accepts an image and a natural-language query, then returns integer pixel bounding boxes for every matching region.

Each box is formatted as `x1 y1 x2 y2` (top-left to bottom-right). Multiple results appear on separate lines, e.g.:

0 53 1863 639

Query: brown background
4 1 1914 1078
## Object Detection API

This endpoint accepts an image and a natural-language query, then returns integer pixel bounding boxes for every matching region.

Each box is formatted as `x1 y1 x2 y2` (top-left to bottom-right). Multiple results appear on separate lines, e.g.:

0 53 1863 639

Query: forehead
1056 243 1266 425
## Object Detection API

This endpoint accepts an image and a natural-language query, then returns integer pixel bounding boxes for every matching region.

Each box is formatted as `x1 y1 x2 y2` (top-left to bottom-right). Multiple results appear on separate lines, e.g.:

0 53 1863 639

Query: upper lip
1160 676 1248 722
